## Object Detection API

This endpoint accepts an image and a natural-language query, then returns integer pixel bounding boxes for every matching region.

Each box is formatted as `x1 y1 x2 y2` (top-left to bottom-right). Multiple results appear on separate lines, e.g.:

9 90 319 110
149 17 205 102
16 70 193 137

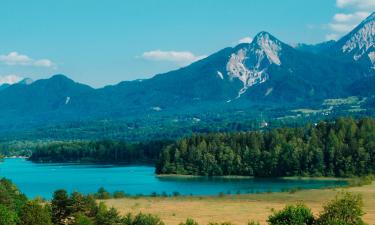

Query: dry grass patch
103 182 375 225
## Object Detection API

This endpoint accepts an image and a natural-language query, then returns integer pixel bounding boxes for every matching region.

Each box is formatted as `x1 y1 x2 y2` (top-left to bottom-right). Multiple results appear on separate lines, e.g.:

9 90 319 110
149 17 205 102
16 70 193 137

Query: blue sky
0 0 374 87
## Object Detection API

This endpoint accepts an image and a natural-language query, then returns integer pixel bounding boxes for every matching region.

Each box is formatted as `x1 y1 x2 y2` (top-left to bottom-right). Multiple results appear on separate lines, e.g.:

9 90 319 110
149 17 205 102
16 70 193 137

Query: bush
179 218 199 225
208 223 236 225
247 221 260 225
0 178 28 213
348 175 374 187
73 213 94 225
0 204 19 225
95 187 112 199
51 189 72 225
316 192 366 225
113 191 126 199
267 204 315 225
218 192 225 197
70 192 98 218
122 212 165 225
19 200 52 225
95 203 123 225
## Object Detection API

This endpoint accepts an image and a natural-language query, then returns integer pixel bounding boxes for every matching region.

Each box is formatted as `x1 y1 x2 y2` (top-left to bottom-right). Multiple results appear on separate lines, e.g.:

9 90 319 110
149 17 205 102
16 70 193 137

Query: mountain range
0 12 374 131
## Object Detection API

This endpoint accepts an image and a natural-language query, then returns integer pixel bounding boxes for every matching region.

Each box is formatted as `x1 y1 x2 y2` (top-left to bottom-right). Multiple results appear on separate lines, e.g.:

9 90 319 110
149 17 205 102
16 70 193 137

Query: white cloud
329 22 357 33
0 52 32 66
329 12 370 33
140 50 207 65
0 52 55 68
336 0 375 10
0 74 23 85
34 59 54 67
324 0 374 40
333 12 370 23
326 33 340 41
238 36 253 44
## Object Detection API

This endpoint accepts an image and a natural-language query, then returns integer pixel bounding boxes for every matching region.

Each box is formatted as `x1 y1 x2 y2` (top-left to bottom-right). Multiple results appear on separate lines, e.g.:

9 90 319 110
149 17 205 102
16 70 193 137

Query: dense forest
1 103 369 144
26 117 375 177
29 140 171 163
156 117 375 177
0 178 368 225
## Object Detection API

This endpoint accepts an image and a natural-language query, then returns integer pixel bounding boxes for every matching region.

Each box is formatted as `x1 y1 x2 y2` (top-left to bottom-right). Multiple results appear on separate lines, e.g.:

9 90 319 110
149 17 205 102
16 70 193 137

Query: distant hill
0 12 374 132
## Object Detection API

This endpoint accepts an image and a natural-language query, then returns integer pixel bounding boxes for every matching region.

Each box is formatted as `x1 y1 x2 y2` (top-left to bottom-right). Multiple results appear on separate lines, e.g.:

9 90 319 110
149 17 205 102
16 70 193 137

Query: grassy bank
102 182 375 225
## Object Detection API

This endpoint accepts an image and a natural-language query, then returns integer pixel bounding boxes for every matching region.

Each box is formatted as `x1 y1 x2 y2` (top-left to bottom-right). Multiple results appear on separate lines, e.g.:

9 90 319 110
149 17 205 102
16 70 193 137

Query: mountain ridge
0 14 374 131
328 12 375 69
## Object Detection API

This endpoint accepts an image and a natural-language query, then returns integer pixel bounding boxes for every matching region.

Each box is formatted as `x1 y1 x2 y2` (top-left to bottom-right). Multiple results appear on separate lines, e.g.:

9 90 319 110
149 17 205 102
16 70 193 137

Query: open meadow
103 182 375 225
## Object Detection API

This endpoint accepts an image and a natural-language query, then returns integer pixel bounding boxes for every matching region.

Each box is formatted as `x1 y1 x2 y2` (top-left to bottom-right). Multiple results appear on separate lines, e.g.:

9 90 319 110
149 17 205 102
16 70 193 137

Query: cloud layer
141 50 207 65
336 0 375 9
238 36 253 44
0 74 23 85
329 11 370 33
0 52 55 68
325 0 374 40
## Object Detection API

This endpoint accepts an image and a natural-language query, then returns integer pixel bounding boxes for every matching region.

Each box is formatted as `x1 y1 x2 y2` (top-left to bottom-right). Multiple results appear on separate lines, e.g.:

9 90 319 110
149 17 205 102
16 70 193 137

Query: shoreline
156 174 348 181
156 174 253 179
4 156 29 159
2 158 350 182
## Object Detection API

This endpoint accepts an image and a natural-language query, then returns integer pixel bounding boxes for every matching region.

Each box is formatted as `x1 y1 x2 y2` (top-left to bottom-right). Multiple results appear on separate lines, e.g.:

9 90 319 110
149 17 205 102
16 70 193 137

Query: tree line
29 140 171 163
0 178 368 225
156 117 375 177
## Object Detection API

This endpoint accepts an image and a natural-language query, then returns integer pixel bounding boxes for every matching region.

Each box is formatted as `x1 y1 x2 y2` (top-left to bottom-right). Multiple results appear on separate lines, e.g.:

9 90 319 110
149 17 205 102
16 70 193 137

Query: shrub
122 212 165 225
0 178 28 213
315 192 366 225
208 222 236 225
348 175 374 187
0 204 19 225
218 192 225 197
247 221 260 225
73 213 94 225
51 189 72 225
95 203 123 225
95 187 111 199
70 192 98 218
267 203 315 225
179 218 199 225
113 191 126 199
19 200 52 225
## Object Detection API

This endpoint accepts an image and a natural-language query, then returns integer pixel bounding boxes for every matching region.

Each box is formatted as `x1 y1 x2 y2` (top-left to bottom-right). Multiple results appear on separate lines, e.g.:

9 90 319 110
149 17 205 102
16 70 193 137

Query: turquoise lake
0 158 347 199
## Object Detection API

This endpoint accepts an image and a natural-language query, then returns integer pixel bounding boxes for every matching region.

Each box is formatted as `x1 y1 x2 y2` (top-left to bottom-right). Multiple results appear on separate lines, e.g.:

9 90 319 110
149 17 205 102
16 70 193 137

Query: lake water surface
0 158 346 199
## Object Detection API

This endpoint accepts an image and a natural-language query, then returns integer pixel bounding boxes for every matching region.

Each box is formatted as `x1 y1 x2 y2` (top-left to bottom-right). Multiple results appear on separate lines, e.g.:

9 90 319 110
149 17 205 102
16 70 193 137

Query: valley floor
103 182 375 225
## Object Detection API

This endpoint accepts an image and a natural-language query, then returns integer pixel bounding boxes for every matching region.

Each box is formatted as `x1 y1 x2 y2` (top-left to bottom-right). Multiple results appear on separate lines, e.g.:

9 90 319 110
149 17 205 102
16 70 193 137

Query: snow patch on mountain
151 106 162 111
256 33 282 65
217 71 224 79
369 52 375 68
65 96 70 105
342 18 374 61
226 49 269 98
265 87 273 96
226 32 282 98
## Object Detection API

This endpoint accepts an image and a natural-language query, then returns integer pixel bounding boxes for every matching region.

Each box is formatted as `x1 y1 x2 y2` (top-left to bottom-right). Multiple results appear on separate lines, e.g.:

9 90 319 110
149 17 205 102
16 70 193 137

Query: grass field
103 182 375 225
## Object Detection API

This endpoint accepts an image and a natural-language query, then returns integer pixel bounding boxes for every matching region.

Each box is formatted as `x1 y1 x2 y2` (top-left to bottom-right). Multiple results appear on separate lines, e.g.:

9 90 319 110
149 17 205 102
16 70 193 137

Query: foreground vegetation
157 117 375 177
104 182 375 225
0 178 372 225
